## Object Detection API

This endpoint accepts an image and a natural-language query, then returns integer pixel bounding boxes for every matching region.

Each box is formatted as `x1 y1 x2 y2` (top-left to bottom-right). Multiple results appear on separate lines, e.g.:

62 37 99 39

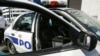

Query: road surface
0 44 9 55
0 42 100 56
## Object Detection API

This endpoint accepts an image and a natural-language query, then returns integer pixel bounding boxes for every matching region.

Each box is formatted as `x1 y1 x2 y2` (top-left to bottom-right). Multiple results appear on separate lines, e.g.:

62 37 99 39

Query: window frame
12 12 35 32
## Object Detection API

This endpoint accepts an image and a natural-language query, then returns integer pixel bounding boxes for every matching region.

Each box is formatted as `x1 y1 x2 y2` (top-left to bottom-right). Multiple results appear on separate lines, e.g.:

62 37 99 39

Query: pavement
0 42 100 56
0 44 9 56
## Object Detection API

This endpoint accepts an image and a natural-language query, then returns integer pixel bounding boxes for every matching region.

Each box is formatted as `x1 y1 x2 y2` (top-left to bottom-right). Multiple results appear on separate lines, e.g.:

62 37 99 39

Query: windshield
66 9 100 37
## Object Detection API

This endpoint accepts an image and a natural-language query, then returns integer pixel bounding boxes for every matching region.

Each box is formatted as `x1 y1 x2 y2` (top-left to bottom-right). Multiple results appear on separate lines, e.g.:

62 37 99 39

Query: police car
0 0 98 55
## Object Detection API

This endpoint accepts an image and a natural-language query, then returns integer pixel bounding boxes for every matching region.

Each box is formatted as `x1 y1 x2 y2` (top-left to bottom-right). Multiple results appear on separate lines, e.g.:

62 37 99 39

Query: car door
35 13 79 51
10 13 35 53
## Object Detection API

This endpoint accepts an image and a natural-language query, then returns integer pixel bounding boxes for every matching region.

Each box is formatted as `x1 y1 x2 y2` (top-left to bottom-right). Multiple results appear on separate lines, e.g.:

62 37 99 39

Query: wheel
7 40 17 54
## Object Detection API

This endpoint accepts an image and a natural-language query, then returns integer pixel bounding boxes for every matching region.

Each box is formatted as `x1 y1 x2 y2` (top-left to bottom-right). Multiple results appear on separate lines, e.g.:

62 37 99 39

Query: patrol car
0 0 98 55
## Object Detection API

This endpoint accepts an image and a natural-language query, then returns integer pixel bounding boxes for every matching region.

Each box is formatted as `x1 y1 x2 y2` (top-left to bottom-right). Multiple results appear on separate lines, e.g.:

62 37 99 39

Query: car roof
0 0 62 19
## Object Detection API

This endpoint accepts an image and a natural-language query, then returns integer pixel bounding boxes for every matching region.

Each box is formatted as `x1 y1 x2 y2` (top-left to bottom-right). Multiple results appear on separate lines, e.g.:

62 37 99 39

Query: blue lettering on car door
7 35 32 49
19 40 31 49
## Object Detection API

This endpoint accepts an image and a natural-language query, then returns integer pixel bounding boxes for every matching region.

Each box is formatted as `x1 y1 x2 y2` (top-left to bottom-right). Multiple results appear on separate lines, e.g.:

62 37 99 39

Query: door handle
11 33 15 36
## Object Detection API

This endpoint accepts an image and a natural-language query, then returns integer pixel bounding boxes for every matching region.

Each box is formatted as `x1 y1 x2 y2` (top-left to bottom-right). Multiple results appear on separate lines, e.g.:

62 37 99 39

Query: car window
67 9 100 37
13 13 35 32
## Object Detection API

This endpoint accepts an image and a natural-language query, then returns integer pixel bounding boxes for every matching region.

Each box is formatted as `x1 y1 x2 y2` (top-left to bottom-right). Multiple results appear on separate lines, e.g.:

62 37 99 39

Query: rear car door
10 13 35 53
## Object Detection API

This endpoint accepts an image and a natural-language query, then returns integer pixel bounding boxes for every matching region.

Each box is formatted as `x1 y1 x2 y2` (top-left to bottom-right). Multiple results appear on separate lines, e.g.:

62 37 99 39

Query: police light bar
34 0 68 7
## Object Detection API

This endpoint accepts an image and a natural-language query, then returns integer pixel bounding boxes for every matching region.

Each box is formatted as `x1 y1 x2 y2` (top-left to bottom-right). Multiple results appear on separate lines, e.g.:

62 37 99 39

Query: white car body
2 0 97 55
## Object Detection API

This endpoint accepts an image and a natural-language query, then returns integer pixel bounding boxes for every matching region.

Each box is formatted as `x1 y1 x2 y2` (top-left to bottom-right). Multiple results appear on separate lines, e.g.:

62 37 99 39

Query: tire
7 40 17 54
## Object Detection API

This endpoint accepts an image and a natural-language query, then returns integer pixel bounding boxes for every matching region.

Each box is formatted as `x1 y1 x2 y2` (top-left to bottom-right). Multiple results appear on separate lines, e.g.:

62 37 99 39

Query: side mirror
77 31 97 51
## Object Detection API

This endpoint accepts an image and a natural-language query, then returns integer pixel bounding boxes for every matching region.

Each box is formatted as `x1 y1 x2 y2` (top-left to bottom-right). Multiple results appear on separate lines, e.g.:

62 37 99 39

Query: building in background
81 0 100 20
1 7 31 22
68 0 82 10
1 0 33 26
65 0 100 21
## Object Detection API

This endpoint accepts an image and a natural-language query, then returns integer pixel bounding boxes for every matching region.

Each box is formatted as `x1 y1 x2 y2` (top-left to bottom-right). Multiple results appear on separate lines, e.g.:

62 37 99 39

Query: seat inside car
39 15 71 49
39 15 55 49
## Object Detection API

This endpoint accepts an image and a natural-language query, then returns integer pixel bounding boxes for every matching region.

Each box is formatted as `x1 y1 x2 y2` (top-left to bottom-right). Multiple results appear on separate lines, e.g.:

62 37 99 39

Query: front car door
10 12 35 53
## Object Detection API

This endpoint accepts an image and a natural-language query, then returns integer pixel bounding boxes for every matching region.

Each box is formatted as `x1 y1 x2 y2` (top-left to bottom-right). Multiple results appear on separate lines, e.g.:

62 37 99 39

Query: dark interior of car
38 15 71 49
